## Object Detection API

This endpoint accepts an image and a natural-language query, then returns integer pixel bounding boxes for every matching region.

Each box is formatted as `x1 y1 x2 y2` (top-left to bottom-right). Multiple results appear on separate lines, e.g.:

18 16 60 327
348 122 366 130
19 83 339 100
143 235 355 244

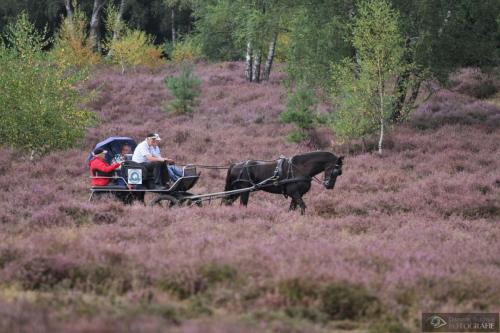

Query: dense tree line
0 0 193 46
0 0 498 154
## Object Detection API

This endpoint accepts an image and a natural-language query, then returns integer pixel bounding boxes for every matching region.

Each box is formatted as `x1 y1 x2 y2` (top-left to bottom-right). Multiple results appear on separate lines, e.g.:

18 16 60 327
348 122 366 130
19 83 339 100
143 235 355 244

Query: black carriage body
88 137 200 205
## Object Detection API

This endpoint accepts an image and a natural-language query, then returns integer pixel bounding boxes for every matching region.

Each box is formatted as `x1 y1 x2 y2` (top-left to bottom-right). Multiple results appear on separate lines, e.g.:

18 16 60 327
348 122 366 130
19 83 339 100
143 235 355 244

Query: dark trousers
142 161 169 187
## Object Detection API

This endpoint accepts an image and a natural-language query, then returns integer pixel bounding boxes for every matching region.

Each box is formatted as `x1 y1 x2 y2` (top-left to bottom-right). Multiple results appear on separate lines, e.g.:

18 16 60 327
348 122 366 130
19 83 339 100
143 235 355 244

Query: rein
288 162 325 186
196 154 339 188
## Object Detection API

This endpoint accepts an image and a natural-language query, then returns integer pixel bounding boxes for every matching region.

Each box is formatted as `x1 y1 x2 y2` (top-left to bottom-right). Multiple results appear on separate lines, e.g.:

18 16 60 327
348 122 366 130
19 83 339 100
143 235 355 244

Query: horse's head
323 156 343 189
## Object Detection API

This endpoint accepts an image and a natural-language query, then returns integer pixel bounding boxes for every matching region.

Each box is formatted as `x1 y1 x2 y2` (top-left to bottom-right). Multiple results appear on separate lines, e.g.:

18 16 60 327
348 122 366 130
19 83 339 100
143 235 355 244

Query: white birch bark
263 33 277 81
245 41 253 82
89 0 106 51
377 61 384 155
171 7 176 43
64 0 73 19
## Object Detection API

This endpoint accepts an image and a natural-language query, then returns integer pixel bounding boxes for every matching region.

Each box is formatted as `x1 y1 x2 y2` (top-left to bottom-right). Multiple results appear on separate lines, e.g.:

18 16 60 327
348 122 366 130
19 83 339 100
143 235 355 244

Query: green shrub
0 14 95 157
164 63 202 114
107 29 163 73
104 5 164 76
50 7 100 68
202 264 237 285
280 84 317 142
320 283 380 320
171 36 204 63
279 278 318 304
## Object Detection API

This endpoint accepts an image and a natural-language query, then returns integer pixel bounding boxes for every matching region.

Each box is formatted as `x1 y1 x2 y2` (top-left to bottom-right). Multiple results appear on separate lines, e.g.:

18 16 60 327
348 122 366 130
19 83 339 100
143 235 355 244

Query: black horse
223 151 343 214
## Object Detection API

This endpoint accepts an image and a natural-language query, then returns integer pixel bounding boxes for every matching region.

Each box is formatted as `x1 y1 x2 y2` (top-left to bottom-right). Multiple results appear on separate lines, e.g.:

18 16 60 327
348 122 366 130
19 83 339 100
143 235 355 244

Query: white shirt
132 140 161 163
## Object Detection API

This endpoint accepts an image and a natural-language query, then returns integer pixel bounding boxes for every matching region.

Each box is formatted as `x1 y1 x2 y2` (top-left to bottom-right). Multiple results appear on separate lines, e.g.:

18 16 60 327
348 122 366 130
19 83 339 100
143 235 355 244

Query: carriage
88 136 202 207
88 137 344 213
88 137 275 208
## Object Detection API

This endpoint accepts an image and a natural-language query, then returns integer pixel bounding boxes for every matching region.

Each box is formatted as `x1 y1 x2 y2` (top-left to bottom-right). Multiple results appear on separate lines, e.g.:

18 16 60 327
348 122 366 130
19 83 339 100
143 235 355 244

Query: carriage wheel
181 192 202 207
149 194 180 208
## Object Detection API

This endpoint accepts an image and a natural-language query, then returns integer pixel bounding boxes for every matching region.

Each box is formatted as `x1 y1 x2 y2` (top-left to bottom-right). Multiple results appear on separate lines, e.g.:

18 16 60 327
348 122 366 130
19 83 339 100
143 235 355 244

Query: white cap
147 133 161 141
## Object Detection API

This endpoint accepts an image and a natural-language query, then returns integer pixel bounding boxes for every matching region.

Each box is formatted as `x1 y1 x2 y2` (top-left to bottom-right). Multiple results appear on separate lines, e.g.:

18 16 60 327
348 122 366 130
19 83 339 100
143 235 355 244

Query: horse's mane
291 151 337 164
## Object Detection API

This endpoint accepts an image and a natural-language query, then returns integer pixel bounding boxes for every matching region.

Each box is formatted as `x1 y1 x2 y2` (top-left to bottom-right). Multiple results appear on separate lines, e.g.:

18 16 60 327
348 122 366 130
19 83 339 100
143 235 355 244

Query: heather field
0 63 499 333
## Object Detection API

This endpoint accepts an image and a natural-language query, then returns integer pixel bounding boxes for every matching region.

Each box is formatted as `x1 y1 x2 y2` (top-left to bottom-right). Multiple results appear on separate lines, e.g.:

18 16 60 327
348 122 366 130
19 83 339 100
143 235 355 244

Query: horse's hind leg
289 199 298 211
223 194 239 206
298 198 306 215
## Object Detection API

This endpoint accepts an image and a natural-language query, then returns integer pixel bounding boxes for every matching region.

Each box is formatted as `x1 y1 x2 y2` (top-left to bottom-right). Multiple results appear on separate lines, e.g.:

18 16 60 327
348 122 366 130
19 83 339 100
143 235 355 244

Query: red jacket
89 157 120 186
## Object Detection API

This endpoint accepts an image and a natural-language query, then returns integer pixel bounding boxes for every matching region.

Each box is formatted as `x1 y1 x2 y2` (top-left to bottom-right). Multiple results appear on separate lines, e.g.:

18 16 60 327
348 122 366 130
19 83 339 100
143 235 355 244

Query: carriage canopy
87 136 137 164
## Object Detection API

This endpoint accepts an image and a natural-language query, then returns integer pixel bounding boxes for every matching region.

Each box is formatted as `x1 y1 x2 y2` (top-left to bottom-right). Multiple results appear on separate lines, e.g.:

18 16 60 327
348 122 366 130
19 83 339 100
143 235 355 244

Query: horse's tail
222 164 237 205
224 164 235 192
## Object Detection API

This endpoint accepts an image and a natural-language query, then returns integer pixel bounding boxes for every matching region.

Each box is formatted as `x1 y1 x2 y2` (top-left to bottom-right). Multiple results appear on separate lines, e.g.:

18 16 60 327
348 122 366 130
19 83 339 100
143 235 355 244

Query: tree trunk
391 71 410 122
89 0 106 52
378 116 384 155
263 33 277 81
377 61 384 155
252 49 261 83
407 78 422 107
390 37 412 122
64 0 73 19
171 7 176 43
245 41 253 82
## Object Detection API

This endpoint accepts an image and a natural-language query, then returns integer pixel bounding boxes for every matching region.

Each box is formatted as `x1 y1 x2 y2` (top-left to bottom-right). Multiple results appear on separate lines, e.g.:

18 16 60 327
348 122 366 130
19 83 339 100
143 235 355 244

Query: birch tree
64 0 73 19
89 0 106 51
331 0 403 155
164 0 192 43
233 0 284 82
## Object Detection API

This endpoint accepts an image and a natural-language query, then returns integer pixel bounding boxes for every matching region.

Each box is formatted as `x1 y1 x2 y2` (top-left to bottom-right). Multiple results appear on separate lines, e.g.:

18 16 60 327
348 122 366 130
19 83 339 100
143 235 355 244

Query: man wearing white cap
132 133 171 189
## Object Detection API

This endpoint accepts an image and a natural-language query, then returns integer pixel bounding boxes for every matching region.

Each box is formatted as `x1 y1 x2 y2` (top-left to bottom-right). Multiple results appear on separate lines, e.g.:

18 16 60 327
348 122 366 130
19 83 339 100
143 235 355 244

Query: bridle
288 157 343 188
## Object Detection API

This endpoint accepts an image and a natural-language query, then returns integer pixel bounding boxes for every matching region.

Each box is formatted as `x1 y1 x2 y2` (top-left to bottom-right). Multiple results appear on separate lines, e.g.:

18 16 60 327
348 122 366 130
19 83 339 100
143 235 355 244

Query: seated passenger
113 144 131 164
132 133 170 189
89 148 122 186
113 144 131 187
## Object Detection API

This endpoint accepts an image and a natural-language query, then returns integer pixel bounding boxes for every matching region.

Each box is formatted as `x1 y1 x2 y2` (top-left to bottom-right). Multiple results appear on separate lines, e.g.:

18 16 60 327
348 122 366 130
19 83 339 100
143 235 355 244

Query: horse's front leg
290 192 306 215
289 198 298 211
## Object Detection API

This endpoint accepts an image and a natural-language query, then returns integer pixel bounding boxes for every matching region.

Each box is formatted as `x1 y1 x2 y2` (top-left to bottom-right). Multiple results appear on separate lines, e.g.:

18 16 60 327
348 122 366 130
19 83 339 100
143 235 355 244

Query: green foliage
201 264 237 285
393 0 500 82
0 14 95 156
321 283 379 320
164 63 201 114
285 2 351 91
170 35 203 63
330 60 379 141
50 6 100 68
3 12 50 60
279 278 318 304
103 3 164 73
192 0 242 61
280 84 316 142
330 0 404 151
105 28 164 74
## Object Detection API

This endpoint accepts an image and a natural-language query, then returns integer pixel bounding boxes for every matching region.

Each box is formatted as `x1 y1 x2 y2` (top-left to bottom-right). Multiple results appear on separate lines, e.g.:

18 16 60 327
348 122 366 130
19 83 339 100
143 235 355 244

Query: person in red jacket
89 148 122 186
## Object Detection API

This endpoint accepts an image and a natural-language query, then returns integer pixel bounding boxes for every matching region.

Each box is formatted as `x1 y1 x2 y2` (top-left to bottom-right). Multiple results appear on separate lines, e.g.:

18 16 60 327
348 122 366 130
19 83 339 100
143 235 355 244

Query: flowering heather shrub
449 67 498 99
411 89 500 129
0 63 498 332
